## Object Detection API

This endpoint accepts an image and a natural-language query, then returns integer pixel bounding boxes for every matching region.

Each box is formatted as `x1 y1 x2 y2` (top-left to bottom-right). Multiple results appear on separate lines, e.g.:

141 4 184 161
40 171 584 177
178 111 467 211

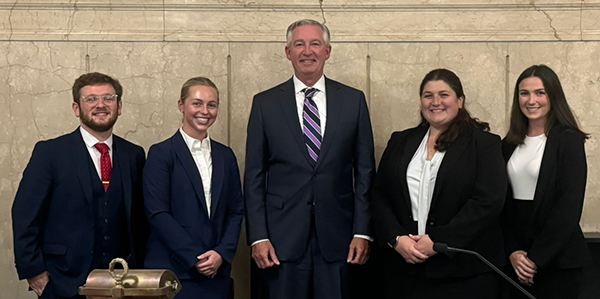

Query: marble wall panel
0 41 88 299
506 42 600 233
0 6 164 41
84 42 229 148
1 1 599 42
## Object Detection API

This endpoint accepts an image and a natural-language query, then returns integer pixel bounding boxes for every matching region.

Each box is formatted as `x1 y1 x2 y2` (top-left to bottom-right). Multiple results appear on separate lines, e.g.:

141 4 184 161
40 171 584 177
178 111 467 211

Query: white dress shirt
406 129 446 235
507 134 547 200
179 128 213 217
80 126 113 181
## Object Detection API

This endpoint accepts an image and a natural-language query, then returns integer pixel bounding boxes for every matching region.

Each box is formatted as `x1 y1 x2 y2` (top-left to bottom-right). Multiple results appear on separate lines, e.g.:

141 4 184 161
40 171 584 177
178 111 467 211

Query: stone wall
2 1 600 298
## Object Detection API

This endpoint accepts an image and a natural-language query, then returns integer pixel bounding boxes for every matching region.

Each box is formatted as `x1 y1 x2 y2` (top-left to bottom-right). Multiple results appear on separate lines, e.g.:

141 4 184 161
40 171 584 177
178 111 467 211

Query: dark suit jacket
371 125 507 278
244 77 375 262
143 131 244 284
12 128 147 297
502 124 592 269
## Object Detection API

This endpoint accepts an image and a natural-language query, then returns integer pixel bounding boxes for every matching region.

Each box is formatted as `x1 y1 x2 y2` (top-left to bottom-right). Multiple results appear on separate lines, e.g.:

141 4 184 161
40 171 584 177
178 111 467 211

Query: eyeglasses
81 94 119 104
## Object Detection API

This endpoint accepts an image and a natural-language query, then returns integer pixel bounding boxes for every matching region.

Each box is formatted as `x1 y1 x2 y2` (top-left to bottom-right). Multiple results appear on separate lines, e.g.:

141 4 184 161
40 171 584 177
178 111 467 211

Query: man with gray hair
244 19 375 299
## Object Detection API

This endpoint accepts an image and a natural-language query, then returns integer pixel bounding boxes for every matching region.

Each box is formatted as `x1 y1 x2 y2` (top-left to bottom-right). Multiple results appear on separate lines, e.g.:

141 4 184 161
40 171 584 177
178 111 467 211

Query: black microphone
433 243 536 299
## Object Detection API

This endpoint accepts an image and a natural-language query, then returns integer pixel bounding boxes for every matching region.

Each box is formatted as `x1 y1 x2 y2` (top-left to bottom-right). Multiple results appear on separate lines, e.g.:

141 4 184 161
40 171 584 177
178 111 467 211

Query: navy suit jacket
244 77 376 262
502 124 592 269
371 126 507 278
12 128 147 297
143 131 244 281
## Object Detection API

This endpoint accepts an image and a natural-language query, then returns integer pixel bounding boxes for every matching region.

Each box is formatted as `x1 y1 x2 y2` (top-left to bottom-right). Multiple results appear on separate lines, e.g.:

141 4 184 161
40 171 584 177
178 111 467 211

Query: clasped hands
509 250 537 286
394 234 437 264
196 250 223 278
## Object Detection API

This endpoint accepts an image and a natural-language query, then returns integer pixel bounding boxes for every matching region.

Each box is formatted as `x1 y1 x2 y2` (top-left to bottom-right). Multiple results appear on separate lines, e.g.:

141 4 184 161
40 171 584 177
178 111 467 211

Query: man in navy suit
244 19 376 299
12 72 148 299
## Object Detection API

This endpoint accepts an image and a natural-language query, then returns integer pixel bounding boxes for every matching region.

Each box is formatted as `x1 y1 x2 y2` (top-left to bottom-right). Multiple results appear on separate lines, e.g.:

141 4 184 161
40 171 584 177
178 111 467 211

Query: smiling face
178 85 218 140
420 80 464 131
285 24 331 86
72 84 122 134
518 76 551 129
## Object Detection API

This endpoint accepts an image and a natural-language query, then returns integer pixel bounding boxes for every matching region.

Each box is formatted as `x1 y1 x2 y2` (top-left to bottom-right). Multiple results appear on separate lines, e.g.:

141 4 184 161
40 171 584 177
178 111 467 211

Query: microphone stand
433 243 536 299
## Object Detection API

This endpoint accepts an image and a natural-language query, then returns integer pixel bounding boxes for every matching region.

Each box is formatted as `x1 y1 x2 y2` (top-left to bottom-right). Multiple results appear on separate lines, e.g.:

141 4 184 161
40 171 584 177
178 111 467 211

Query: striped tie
302 88 322 163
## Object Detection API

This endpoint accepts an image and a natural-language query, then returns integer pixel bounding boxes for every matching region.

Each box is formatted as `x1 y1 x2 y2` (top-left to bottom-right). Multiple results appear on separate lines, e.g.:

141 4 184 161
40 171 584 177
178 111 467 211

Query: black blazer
12 129 147 297
371 125 507 278
502 124 592 269
244 77 375 262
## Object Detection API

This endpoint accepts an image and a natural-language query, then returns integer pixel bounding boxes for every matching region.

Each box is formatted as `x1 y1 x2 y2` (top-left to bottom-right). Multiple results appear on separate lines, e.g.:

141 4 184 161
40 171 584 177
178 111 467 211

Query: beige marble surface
1 1 600 42
2 1 600 299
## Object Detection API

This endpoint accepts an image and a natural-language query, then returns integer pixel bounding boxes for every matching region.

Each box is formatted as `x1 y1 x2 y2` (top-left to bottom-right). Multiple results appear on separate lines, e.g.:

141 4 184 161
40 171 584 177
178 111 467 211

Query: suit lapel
69 129 94 207
315 78 341 169
278 78 315 166
210 141 224 219
113 137 132 217
531 128 559 216
399 127 428 208
431 127 471 207
172 131 209 214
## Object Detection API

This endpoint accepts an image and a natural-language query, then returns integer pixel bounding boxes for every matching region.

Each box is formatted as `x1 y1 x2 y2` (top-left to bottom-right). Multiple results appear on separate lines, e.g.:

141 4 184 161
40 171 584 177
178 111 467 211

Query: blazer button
408 215 413 220
428 218 436 226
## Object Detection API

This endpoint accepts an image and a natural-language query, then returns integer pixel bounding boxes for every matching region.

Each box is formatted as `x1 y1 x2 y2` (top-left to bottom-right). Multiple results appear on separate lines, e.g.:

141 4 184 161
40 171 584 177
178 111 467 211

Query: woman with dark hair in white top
502 65 591 299
372 69 507 299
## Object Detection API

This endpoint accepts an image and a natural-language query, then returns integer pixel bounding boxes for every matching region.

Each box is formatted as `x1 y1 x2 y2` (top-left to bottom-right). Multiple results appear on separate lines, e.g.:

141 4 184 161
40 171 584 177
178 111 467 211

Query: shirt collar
80 126 113 150
179 128 211 153
293 74 326 95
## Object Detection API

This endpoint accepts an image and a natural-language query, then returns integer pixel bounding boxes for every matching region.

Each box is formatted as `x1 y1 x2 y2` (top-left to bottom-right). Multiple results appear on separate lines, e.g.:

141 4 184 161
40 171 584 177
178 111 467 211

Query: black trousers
506 267 582 299
384 269 501 299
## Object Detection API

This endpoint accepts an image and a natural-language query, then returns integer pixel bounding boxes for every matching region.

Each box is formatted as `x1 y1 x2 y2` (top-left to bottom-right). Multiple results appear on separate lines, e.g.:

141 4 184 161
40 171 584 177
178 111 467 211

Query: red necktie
94 143 111 192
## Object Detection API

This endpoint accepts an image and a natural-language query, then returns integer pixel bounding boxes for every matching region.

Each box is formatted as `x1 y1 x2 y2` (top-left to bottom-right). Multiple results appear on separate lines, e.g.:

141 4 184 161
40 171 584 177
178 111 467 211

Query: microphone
433 243 536 299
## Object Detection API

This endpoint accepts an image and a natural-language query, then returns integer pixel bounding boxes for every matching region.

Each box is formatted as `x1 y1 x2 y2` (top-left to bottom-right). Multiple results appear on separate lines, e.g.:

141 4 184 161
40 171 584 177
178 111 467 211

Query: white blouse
507 134 547 200
406 129 446 235
180 128 213 217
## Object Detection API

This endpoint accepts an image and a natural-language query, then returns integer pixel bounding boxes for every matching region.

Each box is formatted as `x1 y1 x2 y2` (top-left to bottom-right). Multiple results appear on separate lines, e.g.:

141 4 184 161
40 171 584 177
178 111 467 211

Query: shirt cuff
251 239 270 247
387 236 400 248
353 234 374 242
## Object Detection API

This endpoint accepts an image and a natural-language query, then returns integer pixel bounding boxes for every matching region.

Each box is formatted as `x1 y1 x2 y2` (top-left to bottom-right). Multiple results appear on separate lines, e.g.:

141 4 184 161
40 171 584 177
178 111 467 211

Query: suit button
428 218 436 226
104 236 110 240
408 215 413 220
105 219 109 224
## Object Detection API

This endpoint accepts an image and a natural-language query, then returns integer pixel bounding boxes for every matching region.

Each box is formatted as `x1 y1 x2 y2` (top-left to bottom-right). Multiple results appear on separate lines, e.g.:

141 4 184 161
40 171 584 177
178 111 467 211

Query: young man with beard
12 72 148 299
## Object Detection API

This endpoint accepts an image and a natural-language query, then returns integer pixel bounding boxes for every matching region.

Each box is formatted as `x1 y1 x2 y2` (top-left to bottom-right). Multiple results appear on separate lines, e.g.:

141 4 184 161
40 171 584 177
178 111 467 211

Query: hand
412 234 437 257
196 250 223 278
252 240 280 269
509 250 537 285
395 235 428 264
27 271 49 296
347 237 370 264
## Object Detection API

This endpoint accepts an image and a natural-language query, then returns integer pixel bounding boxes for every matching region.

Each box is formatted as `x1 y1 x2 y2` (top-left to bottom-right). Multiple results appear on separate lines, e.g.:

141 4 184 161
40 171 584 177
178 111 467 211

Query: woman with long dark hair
502 65 591 299
371 69 507 299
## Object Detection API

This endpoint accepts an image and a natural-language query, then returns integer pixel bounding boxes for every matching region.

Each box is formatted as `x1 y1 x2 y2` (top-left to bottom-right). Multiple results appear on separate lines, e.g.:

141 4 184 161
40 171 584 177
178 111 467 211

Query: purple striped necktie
302 88 321 163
